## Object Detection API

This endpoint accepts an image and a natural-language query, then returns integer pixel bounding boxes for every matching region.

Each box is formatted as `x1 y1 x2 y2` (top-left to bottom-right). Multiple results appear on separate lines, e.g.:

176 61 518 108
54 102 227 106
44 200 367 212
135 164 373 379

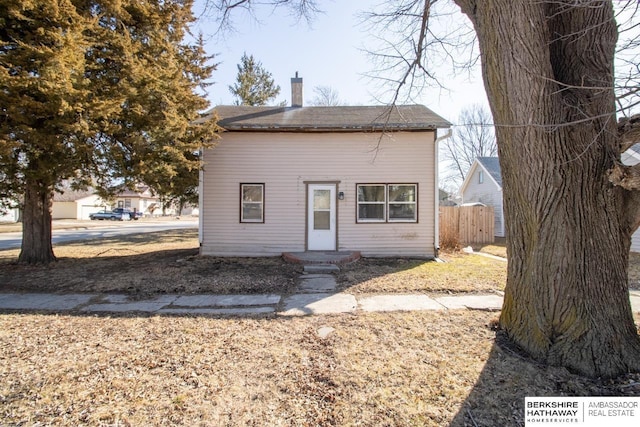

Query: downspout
434 129 452 258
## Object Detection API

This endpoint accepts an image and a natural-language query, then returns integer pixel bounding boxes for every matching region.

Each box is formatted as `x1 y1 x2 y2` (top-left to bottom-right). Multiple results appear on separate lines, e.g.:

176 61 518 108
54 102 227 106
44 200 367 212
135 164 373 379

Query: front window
240 184 264 223
388 184 417 222
357 184 418 223
357 184 386 222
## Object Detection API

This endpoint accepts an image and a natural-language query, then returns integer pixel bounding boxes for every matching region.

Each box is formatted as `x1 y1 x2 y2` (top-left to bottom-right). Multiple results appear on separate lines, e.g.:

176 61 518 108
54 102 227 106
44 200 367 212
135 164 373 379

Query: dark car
89 210 130 221
112 208 143 220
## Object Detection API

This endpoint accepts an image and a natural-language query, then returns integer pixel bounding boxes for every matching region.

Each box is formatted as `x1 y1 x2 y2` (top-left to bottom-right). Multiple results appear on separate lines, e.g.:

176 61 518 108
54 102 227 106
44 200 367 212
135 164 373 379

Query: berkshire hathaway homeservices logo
525 397 640 426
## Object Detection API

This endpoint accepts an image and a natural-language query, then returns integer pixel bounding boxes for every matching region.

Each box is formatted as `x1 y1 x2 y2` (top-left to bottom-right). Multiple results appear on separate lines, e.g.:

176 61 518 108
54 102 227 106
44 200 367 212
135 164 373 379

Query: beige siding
201 131 436 257
52 202 77 219
53 196 105 219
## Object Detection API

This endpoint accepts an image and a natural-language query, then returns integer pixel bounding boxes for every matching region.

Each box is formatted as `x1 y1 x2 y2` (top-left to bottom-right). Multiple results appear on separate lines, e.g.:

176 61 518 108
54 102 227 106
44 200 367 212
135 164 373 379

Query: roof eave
219 124 448 132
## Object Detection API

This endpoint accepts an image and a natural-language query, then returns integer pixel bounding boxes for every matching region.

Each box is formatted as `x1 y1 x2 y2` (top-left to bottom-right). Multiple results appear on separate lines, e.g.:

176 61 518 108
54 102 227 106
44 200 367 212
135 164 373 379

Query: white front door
307 184 337 250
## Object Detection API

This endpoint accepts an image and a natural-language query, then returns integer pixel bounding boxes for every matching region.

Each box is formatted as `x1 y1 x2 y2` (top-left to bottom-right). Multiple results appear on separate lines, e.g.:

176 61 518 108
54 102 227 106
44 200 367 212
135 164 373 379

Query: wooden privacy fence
440 205 495 246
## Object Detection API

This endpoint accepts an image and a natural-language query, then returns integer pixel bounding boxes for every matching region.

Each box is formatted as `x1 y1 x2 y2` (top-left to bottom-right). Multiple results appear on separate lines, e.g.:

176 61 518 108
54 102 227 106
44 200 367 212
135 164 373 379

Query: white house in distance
0 202 19 223
199 75 451 258
52 190 106 220
459 157 505 238
52 186 165 219
114 186 163 217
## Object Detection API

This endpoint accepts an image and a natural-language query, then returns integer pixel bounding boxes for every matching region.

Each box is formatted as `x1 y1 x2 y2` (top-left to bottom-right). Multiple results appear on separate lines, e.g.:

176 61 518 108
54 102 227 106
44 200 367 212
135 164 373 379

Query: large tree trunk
455 0 640 377
18 177 56 264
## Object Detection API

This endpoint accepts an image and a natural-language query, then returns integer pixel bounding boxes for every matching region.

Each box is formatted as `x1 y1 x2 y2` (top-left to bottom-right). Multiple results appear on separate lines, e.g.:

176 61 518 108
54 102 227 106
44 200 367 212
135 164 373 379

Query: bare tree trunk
18 177 56 264
455 0 640 378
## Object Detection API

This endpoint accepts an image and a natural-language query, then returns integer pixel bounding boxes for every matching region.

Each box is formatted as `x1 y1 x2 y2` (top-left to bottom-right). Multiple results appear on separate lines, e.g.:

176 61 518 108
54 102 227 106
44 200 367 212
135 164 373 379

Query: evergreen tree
144 149 201 217
228 53 280 106
0 0 218 264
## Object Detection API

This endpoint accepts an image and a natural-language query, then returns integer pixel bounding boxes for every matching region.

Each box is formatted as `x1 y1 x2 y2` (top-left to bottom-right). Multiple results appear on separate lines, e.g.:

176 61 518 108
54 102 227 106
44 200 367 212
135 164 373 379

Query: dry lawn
0 229 301 296
2 311 640 426
336 253 506 294
0 229 508 296
2 230 640 425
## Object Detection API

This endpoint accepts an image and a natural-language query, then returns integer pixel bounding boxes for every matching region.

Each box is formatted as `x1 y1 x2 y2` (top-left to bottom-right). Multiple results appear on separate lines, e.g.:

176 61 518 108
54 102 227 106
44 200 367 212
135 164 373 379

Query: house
199 75 451 258
114 186 163 217
0 201 19 223
459 157 505 237
52 190 106 220
622 144 640 252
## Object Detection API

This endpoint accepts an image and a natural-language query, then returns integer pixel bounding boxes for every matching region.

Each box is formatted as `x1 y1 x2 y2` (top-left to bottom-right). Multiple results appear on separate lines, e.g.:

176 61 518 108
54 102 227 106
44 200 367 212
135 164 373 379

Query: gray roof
210 104 451 132
53 189 96 202
476 157 502 187
117 186 153 198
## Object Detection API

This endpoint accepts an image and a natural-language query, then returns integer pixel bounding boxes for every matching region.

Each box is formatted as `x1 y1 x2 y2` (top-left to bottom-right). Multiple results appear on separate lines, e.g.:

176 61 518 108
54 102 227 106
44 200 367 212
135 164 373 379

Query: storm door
307 184 337 250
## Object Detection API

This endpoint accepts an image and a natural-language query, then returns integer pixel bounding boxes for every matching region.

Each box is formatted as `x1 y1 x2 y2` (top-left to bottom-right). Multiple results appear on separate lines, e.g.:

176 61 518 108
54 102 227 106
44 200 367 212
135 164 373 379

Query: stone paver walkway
1 291 638 317
2 267 639 317
0 291 506 316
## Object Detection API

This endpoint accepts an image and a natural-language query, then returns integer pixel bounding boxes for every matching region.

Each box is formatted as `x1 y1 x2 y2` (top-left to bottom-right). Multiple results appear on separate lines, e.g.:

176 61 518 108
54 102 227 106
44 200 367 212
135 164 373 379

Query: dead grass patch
1 311 638 426
0 229 301 296
475 244 507 259
336 251 507 294
0 229 509 296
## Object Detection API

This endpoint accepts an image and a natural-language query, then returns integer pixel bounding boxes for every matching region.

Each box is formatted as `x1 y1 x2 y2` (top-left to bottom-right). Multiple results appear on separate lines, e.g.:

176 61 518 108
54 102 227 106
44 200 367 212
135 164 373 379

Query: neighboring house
460 157 505 237
114 186 163 217
199 75 451 258
52 190 106 220
622 144 640 252
0 201 19 223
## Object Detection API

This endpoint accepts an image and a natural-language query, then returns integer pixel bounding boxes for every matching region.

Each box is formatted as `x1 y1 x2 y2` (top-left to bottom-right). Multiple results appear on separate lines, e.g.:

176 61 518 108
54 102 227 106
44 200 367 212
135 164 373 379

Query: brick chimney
291 72 303 107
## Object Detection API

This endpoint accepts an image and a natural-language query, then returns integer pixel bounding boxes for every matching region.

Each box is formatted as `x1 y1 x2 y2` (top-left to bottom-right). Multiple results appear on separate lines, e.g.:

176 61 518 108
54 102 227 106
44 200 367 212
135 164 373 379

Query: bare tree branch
201 0 321 34
618 114 640 153
609 162 640 191
614 0 640 117
309 86 343 106
358 0 478 105
441 104 497 186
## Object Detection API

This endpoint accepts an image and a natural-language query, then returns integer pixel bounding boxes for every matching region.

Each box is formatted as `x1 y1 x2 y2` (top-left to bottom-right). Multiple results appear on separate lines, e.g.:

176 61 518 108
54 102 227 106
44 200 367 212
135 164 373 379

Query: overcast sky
192 0 489 125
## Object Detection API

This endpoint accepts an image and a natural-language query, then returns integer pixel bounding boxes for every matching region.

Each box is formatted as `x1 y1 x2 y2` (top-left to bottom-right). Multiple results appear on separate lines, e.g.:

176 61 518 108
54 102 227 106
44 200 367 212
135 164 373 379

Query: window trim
387 184 418 223
356 183 418 223
240 183 265 223
478 170 484 184
356 183 386 223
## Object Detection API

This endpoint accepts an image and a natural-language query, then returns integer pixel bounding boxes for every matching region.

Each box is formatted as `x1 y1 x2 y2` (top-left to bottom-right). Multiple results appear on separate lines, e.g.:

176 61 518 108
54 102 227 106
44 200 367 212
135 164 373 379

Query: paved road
0 219 198 250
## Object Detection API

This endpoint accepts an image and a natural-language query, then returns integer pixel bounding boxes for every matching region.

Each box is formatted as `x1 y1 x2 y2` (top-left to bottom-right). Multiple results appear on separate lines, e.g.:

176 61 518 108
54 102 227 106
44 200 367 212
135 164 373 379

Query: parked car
112 208 143 220
89 210 130 221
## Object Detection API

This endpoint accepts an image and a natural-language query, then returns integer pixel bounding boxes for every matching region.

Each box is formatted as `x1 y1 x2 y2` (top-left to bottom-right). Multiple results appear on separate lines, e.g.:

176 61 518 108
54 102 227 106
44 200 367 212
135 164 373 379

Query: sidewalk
0 291 505 316
2 258 639 317
1 290 638 317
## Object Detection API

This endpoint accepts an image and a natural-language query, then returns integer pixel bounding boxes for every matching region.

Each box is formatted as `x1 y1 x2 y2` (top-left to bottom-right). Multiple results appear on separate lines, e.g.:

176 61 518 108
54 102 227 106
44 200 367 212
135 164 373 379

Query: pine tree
229 52 281 106
0 0 218 264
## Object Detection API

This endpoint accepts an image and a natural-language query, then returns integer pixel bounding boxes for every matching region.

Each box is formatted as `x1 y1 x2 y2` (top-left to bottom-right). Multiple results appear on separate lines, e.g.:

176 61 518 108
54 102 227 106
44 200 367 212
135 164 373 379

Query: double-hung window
240 183 264 223
388 185 417 222
357 183 417 223
357 184 386 222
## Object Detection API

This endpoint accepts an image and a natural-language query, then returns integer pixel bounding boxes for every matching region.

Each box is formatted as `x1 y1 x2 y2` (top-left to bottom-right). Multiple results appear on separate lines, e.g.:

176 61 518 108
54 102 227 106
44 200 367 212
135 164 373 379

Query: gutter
434 129 453 257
